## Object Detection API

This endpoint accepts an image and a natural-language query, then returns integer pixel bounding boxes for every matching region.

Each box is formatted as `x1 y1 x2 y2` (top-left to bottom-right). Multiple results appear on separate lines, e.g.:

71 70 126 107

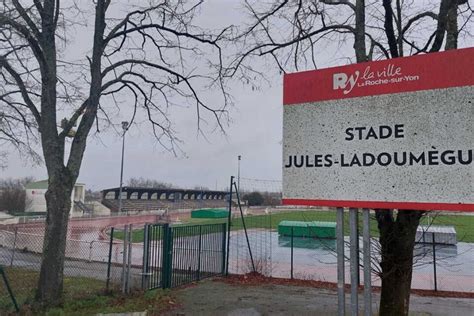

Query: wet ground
230 230 474 293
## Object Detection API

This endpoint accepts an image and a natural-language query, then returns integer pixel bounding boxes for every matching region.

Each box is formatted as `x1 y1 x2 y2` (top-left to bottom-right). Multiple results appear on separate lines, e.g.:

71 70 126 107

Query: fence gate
142 223 227 290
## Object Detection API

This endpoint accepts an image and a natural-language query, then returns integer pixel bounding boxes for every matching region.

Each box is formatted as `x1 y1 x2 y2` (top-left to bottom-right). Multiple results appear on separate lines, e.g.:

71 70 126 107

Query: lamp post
118 121 129 215
237 155 241 193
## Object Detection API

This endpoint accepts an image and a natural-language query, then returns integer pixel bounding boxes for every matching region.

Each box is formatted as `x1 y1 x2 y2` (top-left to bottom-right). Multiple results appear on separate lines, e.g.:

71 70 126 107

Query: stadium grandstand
101 187 228 213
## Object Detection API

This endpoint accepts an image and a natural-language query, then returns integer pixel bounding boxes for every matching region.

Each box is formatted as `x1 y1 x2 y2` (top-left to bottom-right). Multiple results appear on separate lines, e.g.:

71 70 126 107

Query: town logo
333 71 360 95
332 63 418 95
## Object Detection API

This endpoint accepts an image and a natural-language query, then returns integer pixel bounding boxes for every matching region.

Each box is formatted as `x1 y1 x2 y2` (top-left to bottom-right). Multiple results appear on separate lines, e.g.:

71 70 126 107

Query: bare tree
231 1 472 315
1 0 231 306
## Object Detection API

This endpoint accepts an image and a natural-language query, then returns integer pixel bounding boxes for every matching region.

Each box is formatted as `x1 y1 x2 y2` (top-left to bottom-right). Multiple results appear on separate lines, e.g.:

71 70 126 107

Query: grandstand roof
101 186 228 194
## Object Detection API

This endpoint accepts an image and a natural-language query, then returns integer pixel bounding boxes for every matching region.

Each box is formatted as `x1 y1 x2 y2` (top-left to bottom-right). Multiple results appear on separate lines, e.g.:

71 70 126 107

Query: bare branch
0 57 41 123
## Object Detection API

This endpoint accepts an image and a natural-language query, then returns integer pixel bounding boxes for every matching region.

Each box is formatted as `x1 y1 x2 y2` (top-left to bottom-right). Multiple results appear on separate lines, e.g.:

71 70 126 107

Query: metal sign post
336 207 345 316
349 208 359 315
362 208 372 316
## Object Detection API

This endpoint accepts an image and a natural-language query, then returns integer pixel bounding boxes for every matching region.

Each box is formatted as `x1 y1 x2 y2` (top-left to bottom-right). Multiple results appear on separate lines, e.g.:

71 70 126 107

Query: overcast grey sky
3 0 470 191
1 1 289 191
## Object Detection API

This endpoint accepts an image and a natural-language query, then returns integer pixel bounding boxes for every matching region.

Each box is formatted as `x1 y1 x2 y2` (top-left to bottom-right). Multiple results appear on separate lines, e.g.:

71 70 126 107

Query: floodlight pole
118 121 129 215
237 155 241 193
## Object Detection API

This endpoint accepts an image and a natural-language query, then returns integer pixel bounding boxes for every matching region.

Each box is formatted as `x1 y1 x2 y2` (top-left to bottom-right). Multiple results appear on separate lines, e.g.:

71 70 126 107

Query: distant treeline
0 177 34 213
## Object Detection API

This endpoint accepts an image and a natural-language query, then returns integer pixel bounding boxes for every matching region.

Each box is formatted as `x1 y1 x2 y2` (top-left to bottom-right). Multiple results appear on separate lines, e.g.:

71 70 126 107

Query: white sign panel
282 48 473 211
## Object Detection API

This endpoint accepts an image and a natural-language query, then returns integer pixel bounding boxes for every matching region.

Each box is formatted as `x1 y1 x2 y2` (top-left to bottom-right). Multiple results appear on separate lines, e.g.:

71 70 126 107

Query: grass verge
0 267 174 315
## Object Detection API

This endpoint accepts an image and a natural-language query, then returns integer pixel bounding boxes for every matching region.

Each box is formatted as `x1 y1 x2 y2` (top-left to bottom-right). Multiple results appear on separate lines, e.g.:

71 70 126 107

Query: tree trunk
36 175 73 306
354 0 367 62
376 210 424 316
445 2 458 50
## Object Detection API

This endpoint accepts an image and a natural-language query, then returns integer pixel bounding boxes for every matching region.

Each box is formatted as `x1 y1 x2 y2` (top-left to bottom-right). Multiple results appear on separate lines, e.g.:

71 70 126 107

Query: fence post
126 224 133 293
197 225 202 280
88 241 94 262
233 180 256 273
121 225 129 294
221 223 227 275
10 227 18 267
161 224 173 289
142 224 150 290
290 227 294 280
106 227 114 292
432 232 437 291
0 267 19 312
225 176 234 276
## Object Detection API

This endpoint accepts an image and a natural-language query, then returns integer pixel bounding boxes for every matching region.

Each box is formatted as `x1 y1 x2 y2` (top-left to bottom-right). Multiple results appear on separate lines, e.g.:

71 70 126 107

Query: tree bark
376 210 424 316
36 172 74 306
383 0 400 58
430 0 455 52
354 0 368 62
445 2 458 50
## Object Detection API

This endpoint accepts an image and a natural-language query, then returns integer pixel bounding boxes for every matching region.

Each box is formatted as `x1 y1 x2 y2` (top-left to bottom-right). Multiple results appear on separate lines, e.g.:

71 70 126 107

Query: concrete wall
25 188 47 213
25 183 86 215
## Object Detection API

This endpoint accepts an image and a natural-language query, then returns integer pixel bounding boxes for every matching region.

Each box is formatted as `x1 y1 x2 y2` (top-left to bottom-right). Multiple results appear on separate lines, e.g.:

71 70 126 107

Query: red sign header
283 47 474 105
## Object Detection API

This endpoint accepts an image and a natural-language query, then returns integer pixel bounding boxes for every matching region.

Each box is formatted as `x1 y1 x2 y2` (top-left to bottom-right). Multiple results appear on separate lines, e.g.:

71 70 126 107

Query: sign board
282 48 473 211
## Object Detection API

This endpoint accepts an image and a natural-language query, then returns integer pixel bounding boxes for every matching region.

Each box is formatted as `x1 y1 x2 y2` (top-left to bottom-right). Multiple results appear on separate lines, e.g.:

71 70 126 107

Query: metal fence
230 177 474 293
1 195 472 311
0 222 115 312
228 207 474 293
143 223 227 290
0 217 228 312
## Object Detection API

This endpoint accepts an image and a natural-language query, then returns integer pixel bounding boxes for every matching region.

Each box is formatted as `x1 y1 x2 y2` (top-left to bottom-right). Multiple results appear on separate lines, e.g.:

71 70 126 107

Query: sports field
112 210 474 243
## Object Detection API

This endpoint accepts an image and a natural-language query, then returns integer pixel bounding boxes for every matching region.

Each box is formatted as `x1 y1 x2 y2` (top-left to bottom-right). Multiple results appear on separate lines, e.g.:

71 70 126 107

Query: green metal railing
143 222 227 290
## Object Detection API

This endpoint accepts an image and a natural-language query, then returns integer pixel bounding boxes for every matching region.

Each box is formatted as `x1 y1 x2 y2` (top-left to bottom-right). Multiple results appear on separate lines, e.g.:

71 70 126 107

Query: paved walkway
165 279 474 316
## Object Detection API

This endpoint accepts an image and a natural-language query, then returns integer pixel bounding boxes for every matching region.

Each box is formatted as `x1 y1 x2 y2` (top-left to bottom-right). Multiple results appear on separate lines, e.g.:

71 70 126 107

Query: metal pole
118 121 129 215
221 223 227 275
349 208 359 316
355 210 360 286
10 227 18 267
142 224 150 289
291 227 294 280
432 232 437 291
89 241 94 262
121 225 128 294
197 225 202 280
237 155 241 193
225 176 234 276
233 180 256 273
336 207 345 316
106 227 114 291
126 224 133 293
362 208 372 316
0 267 19 312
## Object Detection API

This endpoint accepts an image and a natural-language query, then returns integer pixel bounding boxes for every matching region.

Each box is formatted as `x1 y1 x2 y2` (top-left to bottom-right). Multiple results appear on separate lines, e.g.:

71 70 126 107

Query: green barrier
278 220 337 239
191 208 229 219
0 266 20 312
